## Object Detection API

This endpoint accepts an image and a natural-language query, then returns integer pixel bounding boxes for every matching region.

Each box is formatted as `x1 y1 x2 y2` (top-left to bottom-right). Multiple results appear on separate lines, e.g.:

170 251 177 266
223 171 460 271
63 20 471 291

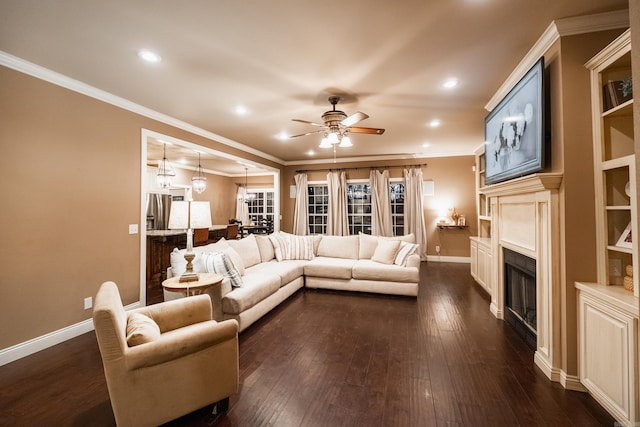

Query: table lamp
168 200 212 282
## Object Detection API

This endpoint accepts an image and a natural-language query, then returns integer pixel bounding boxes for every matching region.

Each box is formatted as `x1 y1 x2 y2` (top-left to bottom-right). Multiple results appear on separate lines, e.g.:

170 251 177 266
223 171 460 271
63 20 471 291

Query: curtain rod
295 163 427 174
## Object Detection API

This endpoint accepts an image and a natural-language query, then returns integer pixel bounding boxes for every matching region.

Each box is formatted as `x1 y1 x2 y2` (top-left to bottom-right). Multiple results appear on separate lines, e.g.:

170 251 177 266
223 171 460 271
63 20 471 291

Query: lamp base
179 252 199 282
179 272 199 283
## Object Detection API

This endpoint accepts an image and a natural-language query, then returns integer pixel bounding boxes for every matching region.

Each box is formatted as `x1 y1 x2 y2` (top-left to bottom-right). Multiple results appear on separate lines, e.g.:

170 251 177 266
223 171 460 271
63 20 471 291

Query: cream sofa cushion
222 272 281 314
394 242 419 266
316 235 359 259
126 312 161 346
304 257 357 280
352 260 419 283
371 239 401 265
248 260 307 287
227 234 262 269
358 232 379 259
255 235 275 262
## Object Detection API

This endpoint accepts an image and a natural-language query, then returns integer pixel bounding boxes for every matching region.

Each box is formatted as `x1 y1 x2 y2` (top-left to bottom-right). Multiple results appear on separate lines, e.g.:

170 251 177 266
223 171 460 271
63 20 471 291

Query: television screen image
485 57 546 185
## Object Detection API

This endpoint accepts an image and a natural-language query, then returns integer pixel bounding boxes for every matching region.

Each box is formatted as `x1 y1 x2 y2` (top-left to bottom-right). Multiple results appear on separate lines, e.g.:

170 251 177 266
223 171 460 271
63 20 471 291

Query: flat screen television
484 57 546 185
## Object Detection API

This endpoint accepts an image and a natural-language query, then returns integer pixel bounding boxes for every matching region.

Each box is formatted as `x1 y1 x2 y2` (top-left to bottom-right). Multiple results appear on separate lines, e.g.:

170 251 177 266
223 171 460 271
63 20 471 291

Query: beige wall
0 66 281 349
281 156 476 257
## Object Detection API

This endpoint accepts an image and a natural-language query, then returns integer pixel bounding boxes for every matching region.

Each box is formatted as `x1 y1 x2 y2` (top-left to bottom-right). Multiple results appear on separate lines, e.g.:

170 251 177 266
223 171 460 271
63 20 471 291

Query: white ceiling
0 0 629 172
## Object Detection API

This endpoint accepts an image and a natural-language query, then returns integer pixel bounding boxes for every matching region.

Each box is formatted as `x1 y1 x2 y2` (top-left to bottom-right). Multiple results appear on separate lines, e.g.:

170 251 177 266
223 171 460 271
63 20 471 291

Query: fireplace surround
482 173 564 385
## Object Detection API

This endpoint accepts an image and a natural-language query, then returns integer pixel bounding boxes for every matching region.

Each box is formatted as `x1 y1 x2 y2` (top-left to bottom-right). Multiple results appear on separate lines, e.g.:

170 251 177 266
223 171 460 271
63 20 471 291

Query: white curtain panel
370 169 393 237
404 167 427 260
292 173 309 235
326 171 349 236
235 186 250 226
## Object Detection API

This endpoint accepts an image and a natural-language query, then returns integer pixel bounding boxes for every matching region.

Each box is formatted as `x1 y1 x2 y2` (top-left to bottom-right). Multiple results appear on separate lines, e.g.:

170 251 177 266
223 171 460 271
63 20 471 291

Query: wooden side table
162 272 224 297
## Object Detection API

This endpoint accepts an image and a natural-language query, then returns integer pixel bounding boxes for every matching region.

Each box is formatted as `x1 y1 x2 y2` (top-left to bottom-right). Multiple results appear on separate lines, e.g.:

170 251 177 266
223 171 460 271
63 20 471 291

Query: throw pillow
126 312 161 347
394 241 419 266
268 233 290 261
286 234 315 260
371 239 401 265
201 252 243 288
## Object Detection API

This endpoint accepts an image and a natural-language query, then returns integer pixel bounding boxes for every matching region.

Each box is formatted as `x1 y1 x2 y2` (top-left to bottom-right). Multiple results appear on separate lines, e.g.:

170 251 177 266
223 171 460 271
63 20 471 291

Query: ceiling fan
290 96 385 149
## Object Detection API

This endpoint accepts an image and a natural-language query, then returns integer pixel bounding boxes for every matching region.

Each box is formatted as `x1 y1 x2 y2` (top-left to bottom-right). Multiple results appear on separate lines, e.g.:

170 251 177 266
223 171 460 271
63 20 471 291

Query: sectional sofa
166 232 421 332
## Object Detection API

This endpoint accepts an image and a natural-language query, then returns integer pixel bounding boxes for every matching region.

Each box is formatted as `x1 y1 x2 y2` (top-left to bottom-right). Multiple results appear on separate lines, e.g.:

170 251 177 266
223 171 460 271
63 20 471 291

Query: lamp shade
168 201 212 229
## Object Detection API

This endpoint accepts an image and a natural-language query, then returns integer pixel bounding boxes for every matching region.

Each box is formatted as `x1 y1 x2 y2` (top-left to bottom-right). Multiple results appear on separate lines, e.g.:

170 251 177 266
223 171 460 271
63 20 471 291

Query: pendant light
243 168 255 203
156 143 175 190
191 152 207 194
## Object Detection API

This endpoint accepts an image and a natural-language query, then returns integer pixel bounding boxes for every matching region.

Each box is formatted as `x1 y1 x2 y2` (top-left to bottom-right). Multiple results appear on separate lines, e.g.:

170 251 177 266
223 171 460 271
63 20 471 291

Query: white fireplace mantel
484 172 564 386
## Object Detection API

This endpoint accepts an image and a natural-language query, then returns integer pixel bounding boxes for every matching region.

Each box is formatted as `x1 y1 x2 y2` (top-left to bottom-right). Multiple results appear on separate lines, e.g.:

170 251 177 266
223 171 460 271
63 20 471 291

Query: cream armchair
93 281 239 427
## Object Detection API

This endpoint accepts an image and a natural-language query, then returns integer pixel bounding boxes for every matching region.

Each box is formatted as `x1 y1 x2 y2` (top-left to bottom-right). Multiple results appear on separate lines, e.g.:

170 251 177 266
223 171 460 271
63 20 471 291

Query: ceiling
0 0 629 173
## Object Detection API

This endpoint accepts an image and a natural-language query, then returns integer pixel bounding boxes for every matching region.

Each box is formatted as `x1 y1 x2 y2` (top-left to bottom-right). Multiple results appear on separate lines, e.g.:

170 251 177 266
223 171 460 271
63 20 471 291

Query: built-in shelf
437 224 469 230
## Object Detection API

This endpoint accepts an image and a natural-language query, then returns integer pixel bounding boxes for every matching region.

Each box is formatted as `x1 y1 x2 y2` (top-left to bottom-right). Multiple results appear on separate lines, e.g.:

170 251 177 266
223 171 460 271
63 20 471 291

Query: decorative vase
623 275 634 292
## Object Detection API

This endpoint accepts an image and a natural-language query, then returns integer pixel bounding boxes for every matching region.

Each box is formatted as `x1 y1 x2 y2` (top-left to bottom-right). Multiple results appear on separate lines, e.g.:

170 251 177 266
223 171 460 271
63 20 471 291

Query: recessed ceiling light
234 105 248 115
307 150 315 156
429 119 441 128
137 49 162 63
422 143 431 148
442 78 459 89
276 131 288 141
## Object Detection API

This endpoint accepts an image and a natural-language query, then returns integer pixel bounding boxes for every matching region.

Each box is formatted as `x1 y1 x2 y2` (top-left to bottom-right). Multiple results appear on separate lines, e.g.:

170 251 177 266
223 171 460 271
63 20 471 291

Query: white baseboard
426 255 470 263
560 371 587 392
0 301 141 367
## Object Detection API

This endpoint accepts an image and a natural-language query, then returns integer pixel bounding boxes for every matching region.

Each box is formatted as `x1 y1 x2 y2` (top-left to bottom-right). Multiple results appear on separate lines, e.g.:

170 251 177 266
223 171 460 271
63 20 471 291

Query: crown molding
283 150 474 166
0 51 285 165
485 10 629 112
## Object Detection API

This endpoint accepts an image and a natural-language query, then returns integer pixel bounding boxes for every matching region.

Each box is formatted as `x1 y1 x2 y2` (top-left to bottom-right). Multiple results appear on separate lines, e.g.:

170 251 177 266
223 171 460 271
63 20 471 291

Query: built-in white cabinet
470 237 492 295
576 283 638 426
576 29 639 427
470 146 492 294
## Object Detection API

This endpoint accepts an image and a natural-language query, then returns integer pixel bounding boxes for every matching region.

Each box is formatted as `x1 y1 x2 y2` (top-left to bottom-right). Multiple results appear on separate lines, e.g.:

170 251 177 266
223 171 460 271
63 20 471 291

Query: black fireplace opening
503 248 537 351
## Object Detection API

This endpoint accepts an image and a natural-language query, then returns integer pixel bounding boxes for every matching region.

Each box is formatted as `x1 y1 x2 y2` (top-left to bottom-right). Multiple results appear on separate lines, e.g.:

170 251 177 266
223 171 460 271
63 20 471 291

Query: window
306 182 404 236
247 190 274 224
347 184 372 235
307 185 328 234
390 183 405 236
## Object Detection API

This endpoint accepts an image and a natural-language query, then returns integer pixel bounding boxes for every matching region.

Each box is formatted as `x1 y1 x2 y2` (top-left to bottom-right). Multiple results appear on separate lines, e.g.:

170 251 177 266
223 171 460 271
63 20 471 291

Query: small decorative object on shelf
623 264 634 292
457 215 466 226
449 207 460 224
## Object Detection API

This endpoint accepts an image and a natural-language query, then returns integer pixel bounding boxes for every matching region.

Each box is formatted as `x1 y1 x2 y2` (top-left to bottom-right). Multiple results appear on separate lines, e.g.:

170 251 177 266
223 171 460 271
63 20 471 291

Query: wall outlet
84 297 92 310
436 245 441 253
129 224 139 234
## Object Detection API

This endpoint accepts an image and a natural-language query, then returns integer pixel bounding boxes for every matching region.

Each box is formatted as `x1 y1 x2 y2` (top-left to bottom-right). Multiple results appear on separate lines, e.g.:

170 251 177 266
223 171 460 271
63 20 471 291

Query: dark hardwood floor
0 262 615 426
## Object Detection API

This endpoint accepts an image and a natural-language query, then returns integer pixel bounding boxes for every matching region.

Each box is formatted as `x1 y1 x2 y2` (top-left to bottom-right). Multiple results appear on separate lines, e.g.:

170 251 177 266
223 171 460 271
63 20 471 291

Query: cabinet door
470 240 478 279
481 250 492 295
579 292 637 424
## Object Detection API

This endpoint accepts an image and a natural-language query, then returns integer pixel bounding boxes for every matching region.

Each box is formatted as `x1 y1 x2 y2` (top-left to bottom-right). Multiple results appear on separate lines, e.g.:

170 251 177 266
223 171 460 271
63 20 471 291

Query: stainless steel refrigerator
146 193 172 230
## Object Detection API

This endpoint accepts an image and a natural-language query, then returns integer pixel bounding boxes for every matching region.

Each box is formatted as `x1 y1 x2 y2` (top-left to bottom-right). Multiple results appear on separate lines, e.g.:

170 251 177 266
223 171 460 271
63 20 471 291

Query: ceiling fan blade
289 129 324 138
292 119 325 127
341 111 369 127
348 126 385 135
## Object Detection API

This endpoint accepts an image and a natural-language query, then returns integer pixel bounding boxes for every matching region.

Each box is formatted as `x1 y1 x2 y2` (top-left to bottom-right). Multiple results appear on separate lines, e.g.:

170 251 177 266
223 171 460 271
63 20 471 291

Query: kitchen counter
146 224 227 237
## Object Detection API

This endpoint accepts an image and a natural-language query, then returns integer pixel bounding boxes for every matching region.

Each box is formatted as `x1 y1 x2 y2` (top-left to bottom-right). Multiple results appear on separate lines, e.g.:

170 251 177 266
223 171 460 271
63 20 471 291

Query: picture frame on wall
616 222 633 249
484 57 546 185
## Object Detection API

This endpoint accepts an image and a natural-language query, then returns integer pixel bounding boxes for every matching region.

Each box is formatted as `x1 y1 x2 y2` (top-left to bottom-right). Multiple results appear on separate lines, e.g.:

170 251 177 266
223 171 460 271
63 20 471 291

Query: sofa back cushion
269 232 315 261
226 234 262 269
316 235 359 259
358 232 379 259
255 235 275 262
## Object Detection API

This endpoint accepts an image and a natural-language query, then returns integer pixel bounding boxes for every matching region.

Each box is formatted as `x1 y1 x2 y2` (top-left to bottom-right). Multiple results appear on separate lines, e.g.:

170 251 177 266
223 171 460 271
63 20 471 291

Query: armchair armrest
125 319 239 370
405 254 421 269
133 294 212 332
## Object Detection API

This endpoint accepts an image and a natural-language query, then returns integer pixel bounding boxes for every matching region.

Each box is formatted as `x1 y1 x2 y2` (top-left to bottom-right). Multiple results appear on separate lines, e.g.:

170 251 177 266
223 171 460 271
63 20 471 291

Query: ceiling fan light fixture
328 132 339 145
319 136 332 149
339 135 352 148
